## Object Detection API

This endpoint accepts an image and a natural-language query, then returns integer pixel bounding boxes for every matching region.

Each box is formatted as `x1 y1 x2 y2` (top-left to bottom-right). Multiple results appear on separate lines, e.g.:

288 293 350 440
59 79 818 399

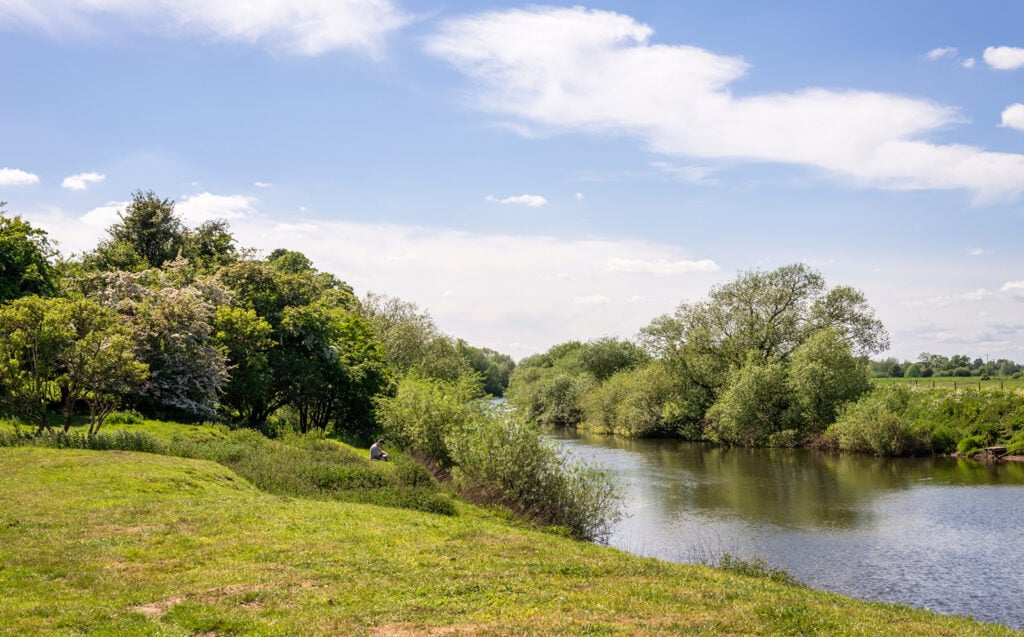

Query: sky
1 0 1023 362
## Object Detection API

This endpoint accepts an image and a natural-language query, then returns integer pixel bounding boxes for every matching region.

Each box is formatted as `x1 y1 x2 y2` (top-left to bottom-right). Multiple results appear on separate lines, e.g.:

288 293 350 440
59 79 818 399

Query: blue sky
2 1 1023 361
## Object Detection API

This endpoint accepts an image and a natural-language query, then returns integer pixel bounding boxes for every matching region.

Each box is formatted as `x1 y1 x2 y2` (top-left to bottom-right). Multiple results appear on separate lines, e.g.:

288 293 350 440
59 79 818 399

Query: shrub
375 374 482 466
447 412 621 541
825 387 930 456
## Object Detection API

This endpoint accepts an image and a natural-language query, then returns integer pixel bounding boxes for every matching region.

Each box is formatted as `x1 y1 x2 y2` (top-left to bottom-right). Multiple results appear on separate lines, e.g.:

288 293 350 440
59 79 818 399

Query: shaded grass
1 447 1019 636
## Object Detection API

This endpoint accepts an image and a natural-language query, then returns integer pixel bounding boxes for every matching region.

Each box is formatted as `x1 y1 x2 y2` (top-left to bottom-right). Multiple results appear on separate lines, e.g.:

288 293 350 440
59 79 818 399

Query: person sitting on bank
370 439 389 461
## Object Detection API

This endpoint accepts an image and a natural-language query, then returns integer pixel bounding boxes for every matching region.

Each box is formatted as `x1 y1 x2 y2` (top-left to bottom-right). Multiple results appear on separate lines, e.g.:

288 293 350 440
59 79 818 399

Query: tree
905 363 922 378
0 207 57 302
360 293 474 383
0 296 71 431
0 296 146 434
59 299 148 435
84 267 229 421
705 352 795 446
786 329 871 433
97 190 184 270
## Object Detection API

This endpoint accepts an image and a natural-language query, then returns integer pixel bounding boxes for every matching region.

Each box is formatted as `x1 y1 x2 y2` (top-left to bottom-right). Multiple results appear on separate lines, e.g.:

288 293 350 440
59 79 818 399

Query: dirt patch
129 597 184 618
371 624 489 636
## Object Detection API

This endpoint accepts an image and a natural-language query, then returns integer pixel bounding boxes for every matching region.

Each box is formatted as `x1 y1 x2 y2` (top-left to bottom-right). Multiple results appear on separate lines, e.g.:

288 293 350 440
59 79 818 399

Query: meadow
1 420 1020 636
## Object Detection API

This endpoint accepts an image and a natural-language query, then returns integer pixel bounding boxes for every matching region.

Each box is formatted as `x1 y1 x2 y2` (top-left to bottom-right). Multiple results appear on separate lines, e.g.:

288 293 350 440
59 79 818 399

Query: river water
551 430 1024 630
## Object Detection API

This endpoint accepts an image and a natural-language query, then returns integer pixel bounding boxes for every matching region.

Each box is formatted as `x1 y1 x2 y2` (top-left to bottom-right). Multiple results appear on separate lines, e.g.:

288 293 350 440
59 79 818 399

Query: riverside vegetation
2 193 1023 633
507 264 1024 458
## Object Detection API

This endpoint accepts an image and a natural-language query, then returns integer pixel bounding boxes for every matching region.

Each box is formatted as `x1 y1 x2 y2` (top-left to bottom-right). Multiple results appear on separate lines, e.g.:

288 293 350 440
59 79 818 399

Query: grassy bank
2 440 1020 634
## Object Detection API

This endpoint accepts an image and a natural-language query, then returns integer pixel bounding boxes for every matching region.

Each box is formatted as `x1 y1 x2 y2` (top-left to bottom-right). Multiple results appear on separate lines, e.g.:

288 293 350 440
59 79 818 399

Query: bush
375 374 482 466
825 387 930 456
447 412 621 541
104 410 145 426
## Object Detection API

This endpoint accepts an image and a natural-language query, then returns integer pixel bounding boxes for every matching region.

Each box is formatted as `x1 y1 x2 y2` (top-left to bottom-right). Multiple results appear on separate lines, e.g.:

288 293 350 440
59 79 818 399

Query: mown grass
1 443 1020 635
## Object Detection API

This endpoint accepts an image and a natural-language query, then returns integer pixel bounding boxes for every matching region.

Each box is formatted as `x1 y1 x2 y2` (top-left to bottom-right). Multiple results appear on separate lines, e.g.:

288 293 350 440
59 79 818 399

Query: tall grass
0 424 456 516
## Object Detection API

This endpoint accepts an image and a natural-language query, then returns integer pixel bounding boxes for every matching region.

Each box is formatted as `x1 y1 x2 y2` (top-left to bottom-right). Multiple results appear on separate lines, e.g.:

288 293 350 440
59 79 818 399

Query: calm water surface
552 430 1024 630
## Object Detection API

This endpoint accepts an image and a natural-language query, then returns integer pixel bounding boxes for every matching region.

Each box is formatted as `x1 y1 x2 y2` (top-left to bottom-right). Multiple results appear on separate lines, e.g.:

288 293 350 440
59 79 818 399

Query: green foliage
360 292 475 383
705 353 796 446
375 374 483 466
0 208 57 302
786 329 871 433
823 385 1024 456
457 340 515 396
0 295 147 433
447 411 621 541
581 361 684 437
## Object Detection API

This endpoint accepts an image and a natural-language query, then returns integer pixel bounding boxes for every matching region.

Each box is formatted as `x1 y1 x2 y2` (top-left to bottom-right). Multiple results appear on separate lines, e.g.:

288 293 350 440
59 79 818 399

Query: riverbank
2 437 1021 634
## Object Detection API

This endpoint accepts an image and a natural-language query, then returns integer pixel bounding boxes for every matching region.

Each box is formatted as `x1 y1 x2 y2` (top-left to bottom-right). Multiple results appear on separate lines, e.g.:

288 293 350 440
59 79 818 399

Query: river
551 429 1024 630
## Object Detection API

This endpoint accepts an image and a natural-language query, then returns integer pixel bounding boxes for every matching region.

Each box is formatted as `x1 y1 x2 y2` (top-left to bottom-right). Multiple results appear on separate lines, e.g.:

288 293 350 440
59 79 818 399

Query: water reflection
552 429 1024 629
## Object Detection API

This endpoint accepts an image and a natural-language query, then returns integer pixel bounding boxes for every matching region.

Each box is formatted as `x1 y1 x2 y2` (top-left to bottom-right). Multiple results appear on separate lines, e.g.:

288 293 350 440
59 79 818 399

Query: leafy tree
786 329 871 433
0 296 71 431
456 341 515 397
59 299 148 435
888 363 903 378
360 293 474 383
97 190 183 269
705 352 795 446
0 207 57 302
0 296 146 434
82 267 229 421
905 363 922 378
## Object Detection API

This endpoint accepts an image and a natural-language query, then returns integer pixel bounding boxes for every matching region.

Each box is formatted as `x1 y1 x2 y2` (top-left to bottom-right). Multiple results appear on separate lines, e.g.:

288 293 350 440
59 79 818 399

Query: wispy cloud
61 172 105 190
1000 104 1024 132
0 167 40 186
253 181 273 189
983 46 1024 70
0 0 410 56
426 7 1024 202
485 194 548 207
926 47 957 61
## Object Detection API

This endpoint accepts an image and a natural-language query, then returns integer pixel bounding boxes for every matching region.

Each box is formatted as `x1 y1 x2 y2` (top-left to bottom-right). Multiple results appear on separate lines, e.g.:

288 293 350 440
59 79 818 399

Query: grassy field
872 376 1024 391
2 424 1021 635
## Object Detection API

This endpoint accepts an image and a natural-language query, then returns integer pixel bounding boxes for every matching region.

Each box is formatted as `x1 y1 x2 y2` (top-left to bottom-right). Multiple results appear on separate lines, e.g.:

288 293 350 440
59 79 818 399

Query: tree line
506 264 1024 456
0 193 513 438
870 354 1021 379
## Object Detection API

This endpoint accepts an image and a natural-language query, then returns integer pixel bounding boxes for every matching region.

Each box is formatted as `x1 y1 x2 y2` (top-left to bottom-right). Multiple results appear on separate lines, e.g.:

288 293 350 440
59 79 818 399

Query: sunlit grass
1 443 1018 635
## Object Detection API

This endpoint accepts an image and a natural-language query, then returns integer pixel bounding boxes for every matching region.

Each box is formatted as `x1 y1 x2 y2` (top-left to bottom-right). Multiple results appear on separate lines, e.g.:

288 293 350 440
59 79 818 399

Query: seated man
369 439 389 461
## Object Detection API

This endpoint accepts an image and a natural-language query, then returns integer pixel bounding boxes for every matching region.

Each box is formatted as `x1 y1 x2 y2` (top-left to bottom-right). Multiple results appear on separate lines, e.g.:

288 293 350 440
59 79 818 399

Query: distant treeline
506 264 1024 457
869 354 1021 379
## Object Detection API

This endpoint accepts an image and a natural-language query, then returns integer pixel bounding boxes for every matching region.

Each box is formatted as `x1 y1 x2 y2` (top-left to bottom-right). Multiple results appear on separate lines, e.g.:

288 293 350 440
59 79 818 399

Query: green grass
872 376 1024 391
1 441 1020 634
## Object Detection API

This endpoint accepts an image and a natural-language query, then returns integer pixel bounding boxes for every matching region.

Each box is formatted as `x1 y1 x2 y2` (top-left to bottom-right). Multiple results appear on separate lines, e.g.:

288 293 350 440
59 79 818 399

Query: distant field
872 376 1024 391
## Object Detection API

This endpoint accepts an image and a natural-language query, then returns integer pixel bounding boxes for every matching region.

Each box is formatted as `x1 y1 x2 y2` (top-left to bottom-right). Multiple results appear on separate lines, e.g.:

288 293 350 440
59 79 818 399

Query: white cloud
1001 281 1024 299
80 200 128 230
983 46 1024 70
1000 104 1024 132
426 7 1024 202
253 181 273 188
575 192 585 201
926 47 957 61
607 257 719 275
176 192 258 223
969 248 987 256
961 57 976 69
0 167 40 186
0 0 410 56
485 194 548 207
61 172 105 190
